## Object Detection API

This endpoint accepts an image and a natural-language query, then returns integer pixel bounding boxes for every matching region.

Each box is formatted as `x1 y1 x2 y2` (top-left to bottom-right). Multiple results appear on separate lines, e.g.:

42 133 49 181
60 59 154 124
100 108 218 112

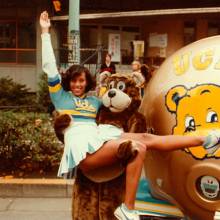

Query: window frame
0 18 36 65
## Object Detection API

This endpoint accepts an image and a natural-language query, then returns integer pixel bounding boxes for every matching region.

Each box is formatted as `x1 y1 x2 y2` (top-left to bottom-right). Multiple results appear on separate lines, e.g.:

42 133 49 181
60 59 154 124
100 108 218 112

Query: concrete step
0 179 74 198
0 197 72 220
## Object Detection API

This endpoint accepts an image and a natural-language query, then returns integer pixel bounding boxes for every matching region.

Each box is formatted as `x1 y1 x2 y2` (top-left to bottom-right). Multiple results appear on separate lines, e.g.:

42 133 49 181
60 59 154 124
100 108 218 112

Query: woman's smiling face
70 72 87 97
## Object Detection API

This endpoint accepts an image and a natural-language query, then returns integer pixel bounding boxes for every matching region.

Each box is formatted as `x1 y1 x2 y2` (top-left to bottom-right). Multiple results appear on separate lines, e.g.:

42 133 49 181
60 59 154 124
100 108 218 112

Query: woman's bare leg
79 139 146 210
124 144 145 209
146 133 205 150
121 133 205 151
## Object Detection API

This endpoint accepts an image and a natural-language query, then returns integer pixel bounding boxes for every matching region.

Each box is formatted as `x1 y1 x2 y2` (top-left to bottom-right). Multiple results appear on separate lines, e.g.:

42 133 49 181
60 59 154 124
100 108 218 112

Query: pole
97 25 102 71
68 0 80 65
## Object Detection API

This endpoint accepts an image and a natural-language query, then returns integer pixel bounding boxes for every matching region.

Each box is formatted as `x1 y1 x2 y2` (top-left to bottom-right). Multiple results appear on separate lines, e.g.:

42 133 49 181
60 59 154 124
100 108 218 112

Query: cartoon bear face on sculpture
140 36 220 220
166 84 220 159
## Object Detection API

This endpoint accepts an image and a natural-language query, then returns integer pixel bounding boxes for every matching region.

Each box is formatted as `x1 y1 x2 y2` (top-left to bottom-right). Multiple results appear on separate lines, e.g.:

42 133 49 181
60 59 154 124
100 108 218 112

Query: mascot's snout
108 90 116 98
103 86 132 113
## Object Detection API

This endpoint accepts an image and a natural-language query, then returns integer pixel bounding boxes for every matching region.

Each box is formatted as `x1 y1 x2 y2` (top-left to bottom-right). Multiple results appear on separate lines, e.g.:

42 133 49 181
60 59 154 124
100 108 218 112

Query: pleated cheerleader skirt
57 122 123 177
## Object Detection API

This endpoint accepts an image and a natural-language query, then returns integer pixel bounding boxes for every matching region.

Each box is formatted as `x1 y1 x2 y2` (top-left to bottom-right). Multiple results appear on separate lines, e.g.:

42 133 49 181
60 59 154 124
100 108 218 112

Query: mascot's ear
165 85 187 113
99 71 111 84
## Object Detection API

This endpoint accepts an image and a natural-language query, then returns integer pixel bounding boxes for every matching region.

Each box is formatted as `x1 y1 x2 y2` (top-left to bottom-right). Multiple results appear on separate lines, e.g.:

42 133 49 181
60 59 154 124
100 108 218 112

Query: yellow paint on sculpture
192 49 213 70
166 84 220 159
173 48 217 74
173 52 190 75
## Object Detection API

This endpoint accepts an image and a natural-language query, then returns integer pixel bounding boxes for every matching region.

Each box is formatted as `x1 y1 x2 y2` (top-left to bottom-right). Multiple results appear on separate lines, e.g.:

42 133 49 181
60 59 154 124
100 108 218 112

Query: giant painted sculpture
140 36 220 220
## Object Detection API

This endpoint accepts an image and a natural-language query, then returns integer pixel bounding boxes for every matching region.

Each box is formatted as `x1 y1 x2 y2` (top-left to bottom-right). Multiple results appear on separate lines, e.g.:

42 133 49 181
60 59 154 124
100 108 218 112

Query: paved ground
0 178 74 198
0 197 72 220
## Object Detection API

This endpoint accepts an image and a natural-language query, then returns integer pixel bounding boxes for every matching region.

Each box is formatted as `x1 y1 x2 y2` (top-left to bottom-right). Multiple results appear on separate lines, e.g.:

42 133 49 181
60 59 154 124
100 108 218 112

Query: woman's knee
136 142 146 160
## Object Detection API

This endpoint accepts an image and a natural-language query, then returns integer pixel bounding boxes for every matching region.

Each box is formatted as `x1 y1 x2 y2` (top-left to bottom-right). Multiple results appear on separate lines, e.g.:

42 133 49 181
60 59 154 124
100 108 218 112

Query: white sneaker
203 130 220 154
114 203 140 220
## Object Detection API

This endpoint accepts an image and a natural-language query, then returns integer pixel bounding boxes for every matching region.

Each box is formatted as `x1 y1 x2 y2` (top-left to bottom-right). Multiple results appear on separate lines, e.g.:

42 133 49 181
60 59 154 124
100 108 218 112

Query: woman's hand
40 11 51 33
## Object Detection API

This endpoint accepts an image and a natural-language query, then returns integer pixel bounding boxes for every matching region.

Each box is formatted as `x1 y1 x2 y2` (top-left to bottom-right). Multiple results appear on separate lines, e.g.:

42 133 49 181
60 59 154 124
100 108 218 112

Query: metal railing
58 45 107 77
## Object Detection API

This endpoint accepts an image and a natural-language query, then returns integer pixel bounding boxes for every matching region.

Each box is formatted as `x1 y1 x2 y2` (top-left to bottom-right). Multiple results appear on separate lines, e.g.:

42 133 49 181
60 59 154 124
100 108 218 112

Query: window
208 22 220 37
184 21 196 46
0 20 36 64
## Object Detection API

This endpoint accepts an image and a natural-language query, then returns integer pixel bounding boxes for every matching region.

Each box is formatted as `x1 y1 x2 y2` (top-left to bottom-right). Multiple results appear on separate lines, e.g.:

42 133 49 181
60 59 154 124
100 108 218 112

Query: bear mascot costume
54 73 146 220
140 36 220 220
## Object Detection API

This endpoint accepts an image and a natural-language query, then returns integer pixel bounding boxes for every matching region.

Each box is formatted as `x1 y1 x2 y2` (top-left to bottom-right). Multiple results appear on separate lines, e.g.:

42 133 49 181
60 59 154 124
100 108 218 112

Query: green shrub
0 77 34 106
0 111 62 177
37 73 53 113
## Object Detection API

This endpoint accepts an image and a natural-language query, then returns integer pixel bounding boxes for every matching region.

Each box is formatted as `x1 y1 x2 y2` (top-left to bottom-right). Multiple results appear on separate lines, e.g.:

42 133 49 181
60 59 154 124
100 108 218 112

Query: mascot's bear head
97 73 145 133
102 73 141 112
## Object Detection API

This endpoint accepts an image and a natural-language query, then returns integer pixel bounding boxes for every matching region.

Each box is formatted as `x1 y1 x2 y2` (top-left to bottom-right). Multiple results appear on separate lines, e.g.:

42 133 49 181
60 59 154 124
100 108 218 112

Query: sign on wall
133 40 145 59
149 33 168 48
108 33 121 62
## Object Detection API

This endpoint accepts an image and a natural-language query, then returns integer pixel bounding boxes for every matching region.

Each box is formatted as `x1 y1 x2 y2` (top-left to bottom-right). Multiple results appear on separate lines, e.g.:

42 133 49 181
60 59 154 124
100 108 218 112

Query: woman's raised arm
40 11 59 78
40 11 66 104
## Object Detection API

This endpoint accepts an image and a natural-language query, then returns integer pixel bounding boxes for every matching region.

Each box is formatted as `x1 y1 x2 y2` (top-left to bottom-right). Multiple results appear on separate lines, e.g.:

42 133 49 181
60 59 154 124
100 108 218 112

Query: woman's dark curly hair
61 65 96 92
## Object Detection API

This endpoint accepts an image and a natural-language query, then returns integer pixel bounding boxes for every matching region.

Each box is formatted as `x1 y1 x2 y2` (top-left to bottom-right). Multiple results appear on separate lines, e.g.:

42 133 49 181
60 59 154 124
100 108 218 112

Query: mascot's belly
140 36 220 220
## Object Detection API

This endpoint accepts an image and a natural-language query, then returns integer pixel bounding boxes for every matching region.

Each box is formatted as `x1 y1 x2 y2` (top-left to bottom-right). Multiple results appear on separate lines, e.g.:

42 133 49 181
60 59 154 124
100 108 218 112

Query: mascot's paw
54 114 73 143
117 140 139 166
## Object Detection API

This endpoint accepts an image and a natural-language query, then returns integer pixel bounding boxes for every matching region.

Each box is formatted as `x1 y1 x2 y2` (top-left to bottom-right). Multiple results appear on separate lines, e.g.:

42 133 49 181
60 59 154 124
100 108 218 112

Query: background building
0 0 220 91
